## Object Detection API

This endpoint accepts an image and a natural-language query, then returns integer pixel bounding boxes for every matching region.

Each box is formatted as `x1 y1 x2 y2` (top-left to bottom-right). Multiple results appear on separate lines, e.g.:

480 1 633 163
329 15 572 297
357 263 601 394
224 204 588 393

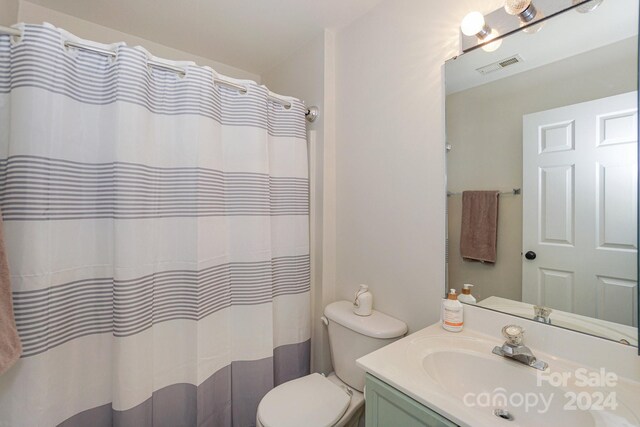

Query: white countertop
356 315 640 427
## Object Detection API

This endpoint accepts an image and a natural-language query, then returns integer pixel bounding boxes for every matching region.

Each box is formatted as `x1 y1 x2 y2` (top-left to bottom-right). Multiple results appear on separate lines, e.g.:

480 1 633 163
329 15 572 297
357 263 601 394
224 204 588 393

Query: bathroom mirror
445 0 639 346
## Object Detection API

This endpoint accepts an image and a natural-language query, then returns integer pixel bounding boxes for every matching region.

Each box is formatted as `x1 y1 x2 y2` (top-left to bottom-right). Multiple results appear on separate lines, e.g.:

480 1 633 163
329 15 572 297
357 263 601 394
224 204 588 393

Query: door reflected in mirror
445 0 638 346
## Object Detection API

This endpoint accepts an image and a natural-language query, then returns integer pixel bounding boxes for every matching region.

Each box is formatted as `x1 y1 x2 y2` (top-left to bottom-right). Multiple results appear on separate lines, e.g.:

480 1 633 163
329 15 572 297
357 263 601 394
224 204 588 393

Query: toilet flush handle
321 316 329 326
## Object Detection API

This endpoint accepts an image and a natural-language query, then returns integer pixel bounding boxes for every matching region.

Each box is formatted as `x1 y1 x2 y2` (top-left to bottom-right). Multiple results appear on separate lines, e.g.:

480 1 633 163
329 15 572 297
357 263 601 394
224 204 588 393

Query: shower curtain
0 23 310 427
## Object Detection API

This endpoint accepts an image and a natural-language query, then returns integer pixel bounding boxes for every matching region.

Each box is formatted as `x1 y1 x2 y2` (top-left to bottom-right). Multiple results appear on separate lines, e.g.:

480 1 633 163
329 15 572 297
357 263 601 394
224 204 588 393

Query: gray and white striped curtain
0 23 310 427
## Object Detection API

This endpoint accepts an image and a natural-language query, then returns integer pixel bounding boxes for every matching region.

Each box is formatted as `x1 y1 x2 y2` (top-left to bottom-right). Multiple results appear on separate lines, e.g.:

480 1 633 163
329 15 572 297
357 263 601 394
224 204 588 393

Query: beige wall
446 37 638 303
16 1 260 81
263 31 336 374
0 0 18 26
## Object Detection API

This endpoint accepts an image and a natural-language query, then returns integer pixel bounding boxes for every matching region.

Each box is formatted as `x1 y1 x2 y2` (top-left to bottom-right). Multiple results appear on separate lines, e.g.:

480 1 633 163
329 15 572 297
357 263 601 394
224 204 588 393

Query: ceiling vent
476 54 524 75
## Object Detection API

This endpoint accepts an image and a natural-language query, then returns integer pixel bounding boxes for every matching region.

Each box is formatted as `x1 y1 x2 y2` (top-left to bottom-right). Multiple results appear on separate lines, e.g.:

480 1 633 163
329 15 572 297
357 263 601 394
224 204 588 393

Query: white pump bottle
441 289 464 332
458 284 477 304
353 284 373 316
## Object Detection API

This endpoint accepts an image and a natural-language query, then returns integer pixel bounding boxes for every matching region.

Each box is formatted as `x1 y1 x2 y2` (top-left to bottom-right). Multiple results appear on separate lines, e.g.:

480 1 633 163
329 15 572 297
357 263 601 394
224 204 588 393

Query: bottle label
443 307 463 327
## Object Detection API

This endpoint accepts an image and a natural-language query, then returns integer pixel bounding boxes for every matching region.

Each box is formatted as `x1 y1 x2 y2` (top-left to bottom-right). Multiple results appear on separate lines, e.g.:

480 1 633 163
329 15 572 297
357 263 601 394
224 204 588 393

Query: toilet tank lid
324 301 408 339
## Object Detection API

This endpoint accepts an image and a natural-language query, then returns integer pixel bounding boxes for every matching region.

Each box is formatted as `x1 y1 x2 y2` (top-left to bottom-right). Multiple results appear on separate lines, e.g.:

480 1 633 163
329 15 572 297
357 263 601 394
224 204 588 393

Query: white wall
0 0 18 26
263 31 336 374
263 0 509 373
332 0 504 334
16 1 260 82
260 0 507 370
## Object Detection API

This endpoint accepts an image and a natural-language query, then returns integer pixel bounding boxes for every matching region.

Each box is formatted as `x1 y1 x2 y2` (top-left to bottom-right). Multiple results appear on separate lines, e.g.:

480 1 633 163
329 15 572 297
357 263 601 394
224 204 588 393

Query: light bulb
481 29 503 52
505 0 532 16
461 11 486 37
505 0 538 23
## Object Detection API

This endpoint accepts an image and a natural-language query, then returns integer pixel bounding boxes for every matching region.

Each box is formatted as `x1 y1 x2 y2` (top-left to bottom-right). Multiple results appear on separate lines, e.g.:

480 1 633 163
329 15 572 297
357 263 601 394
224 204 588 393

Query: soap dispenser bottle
441 289 464 332
458 284 477 304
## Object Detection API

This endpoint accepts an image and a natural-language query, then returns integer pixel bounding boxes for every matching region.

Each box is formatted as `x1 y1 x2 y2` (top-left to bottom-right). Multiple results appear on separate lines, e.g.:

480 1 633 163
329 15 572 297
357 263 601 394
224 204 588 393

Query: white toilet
256 300 407 427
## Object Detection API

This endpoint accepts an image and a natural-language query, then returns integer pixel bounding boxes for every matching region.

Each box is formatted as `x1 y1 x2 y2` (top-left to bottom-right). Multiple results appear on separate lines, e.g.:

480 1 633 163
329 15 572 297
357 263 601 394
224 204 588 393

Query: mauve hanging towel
0 211 21 374
460 191 499 263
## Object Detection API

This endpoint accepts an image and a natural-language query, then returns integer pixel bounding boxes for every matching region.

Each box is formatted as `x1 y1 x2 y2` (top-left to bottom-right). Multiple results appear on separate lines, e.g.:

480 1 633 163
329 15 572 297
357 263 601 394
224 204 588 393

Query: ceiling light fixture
461 11 503 52
504 0 546 34
461 11 491 39
504 0 538 23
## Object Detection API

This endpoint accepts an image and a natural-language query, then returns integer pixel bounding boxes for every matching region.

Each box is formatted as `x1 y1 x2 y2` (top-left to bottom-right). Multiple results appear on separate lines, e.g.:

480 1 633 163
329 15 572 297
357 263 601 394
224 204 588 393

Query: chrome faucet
533 305 552 324
492 325 548 371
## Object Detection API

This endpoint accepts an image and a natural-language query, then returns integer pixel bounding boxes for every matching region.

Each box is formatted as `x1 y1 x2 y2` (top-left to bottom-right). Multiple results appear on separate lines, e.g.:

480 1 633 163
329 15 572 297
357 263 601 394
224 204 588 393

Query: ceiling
24 0 385 75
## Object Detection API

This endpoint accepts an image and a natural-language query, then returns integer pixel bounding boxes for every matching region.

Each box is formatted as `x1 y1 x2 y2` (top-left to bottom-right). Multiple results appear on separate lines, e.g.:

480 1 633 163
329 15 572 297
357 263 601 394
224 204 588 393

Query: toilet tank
324 301 407 392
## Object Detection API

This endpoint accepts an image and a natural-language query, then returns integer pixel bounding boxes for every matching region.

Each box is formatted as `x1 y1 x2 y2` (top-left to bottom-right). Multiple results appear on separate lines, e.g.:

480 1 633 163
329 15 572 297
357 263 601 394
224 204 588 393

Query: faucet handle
502 324 525 346
534 305 552 319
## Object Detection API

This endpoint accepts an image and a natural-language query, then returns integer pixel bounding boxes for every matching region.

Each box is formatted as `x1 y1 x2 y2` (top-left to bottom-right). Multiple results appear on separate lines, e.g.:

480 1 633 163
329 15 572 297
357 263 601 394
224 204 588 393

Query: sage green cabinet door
365 374 458 427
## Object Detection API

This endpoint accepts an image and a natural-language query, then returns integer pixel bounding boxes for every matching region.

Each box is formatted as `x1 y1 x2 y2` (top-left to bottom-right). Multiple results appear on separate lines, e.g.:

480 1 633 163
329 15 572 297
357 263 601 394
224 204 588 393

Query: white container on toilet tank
353 284 373 316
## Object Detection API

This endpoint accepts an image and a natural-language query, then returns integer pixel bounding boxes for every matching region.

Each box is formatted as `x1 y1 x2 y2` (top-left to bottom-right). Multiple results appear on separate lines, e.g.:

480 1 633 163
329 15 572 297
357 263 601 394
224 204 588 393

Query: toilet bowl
256 301 407 427
256 372 364 427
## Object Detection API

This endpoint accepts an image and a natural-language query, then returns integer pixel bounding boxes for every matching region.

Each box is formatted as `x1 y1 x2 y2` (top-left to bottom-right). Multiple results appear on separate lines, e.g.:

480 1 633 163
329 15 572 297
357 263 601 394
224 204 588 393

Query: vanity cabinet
365 374 458 427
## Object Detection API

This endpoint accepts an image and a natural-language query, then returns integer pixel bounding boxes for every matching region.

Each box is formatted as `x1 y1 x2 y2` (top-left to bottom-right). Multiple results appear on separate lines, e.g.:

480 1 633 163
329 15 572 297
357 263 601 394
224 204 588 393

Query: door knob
525 251 536 260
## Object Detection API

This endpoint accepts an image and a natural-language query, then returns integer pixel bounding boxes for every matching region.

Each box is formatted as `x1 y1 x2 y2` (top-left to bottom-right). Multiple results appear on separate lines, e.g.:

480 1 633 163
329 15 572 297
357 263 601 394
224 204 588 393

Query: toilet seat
257 373 351 427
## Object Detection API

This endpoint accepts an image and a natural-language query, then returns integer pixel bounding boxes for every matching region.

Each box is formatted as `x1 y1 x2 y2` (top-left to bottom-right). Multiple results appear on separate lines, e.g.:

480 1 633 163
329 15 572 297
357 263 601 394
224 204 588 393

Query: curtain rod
0 25 319 122
0 25 20 37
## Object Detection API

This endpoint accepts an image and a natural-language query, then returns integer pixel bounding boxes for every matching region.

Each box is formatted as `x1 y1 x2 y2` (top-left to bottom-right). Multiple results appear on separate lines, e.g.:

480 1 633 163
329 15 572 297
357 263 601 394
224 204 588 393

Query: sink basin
406 336 639 427
422 349 594 426
357 325 640 427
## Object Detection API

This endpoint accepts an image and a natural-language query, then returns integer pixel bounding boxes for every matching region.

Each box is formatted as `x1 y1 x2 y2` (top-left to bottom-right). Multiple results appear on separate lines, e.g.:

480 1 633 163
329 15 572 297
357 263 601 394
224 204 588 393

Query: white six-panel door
522 92 638 327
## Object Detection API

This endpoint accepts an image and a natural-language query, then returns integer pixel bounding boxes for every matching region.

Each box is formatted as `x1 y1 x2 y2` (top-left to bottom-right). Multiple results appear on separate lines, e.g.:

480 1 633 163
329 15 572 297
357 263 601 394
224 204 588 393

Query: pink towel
460 191 499 263
0 211 21 374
